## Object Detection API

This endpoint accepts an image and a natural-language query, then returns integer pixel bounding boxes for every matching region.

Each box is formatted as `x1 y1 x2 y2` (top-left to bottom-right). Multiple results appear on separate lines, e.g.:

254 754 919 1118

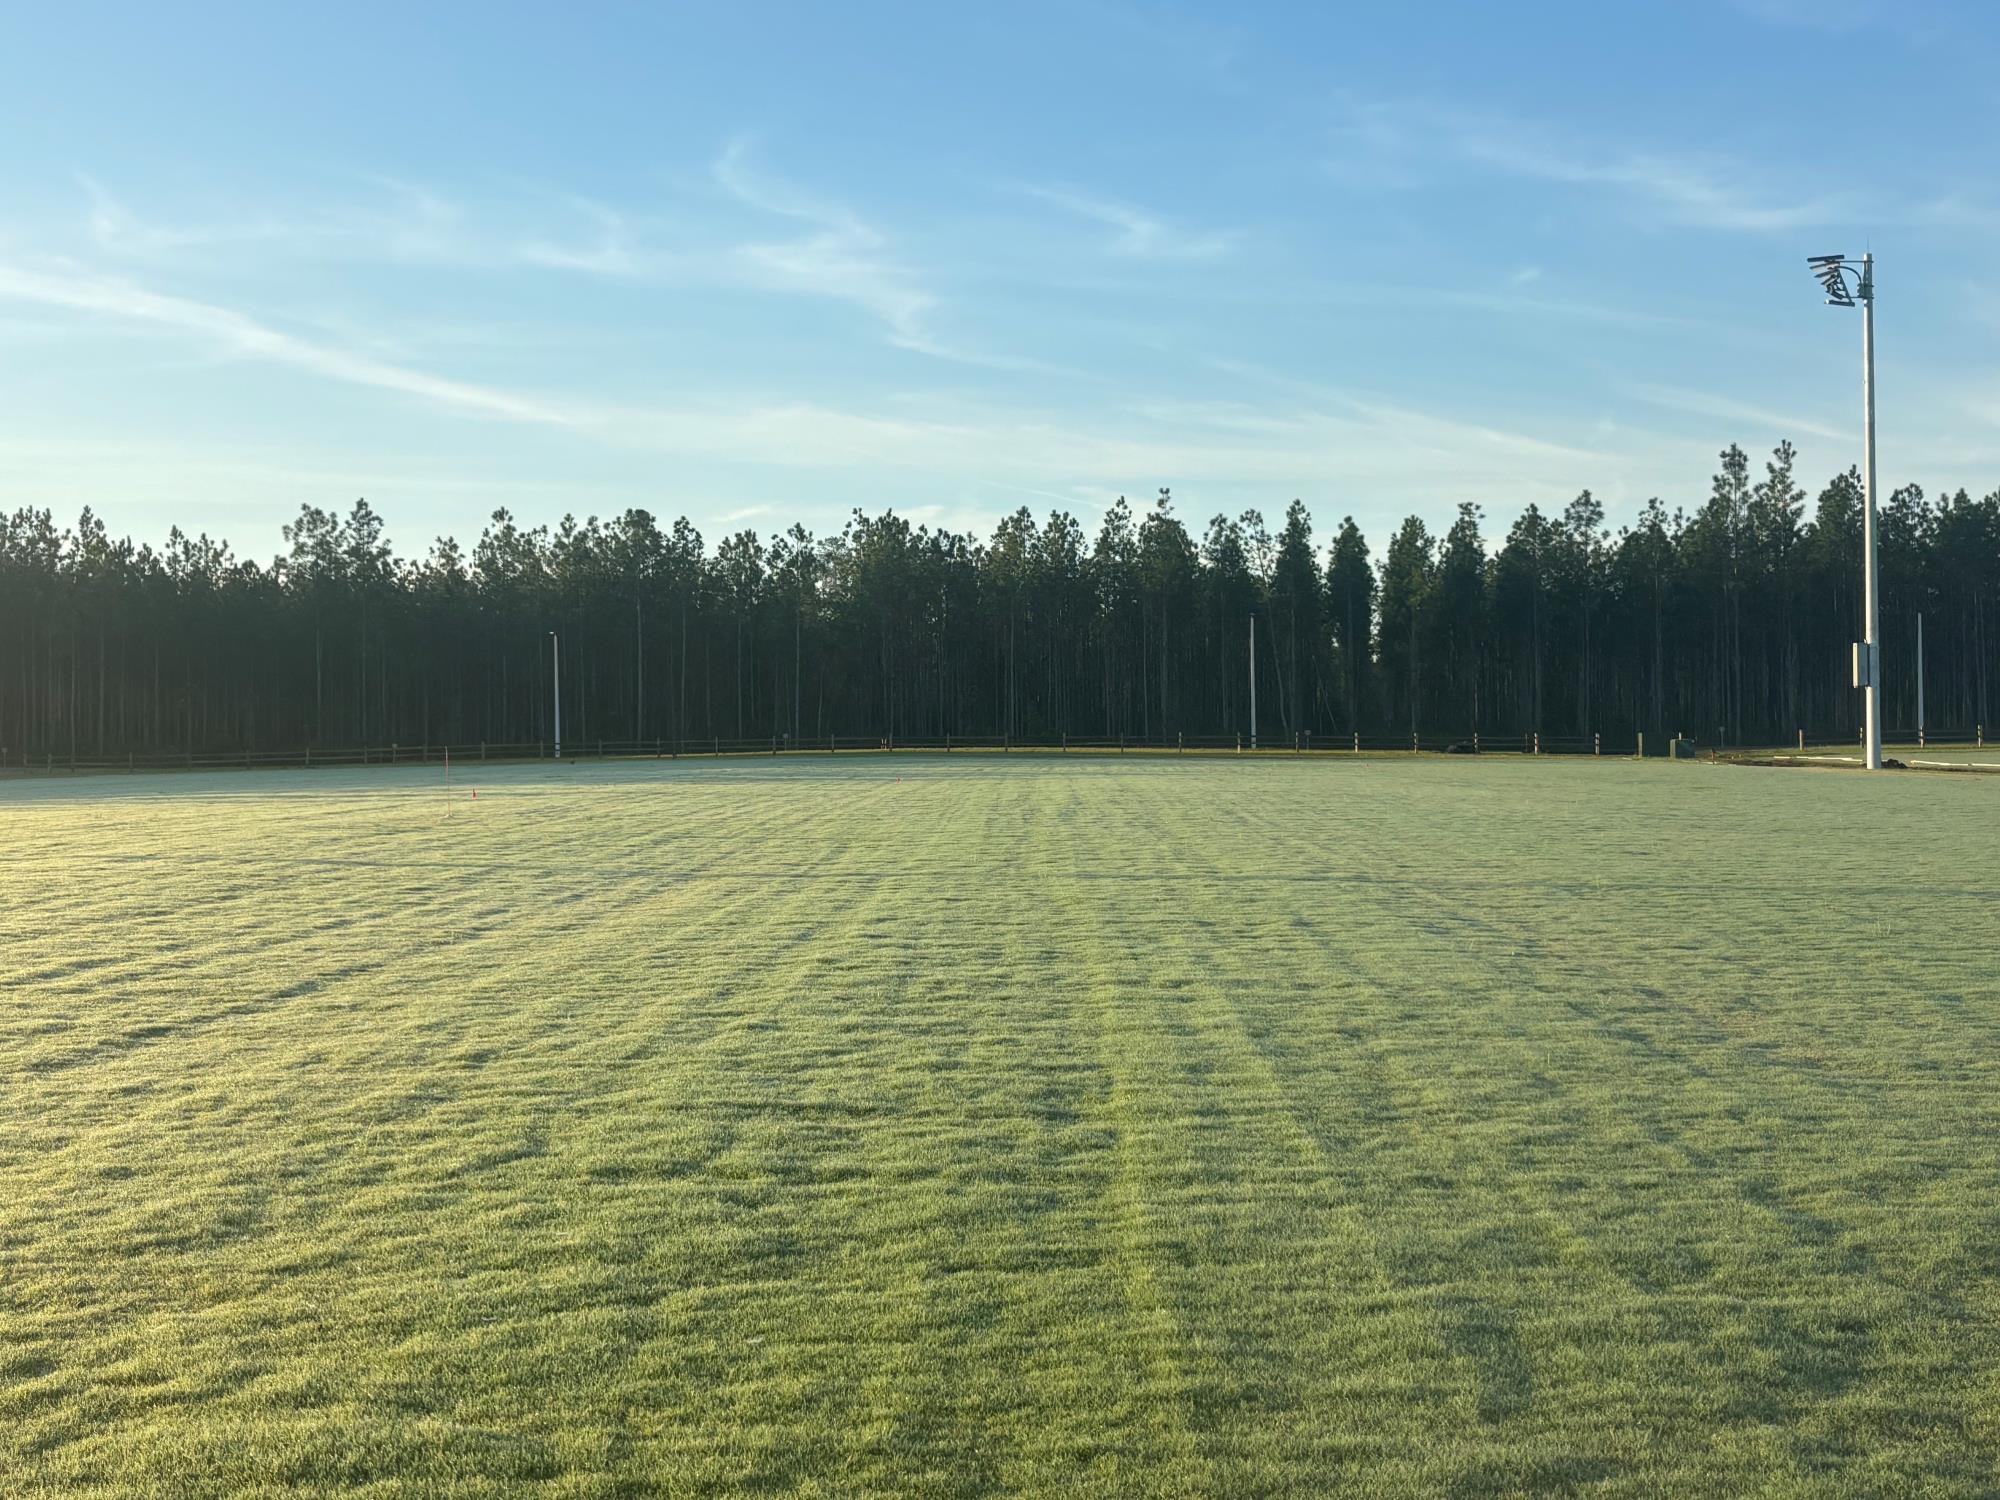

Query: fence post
1179 731 1184 755
1533 732 1540 756
1594 733 1600 756
1354 731 1360 754
1412 731 1418 753
1798 729 1804 751
1236 732 1241 754
1637 731 1644 759
1473 731 1480 753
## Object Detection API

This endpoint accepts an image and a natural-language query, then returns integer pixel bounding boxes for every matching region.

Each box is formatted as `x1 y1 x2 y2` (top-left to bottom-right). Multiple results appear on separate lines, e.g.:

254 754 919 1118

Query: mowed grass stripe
4 754 2000 1497
6 808 836 1491
1232 768 1997 1490
1081 776 1462 1494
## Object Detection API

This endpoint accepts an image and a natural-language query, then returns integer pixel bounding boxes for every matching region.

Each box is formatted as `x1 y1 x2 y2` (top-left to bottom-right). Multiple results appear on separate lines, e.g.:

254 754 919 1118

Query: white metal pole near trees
1862 254 1882 770
1917 611 1925 745
550 630 563 759
1248 615 1257 751
1810 252 1882 769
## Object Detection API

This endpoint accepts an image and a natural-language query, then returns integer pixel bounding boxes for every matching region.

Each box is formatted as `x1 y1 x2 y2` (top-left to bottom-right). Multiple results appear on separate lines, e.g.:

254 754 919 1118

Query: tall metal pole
550 630 562 759
1248 615 1257 751
1917 611 1925 745
1861 254 1882 770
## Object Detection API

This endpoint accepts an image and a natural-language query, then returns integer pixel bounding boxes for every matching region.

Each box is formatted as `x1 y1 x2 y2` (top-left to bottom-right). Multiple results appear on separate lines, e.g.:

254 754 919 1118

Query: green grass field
5 754 1999 1498
1894 744 2000 767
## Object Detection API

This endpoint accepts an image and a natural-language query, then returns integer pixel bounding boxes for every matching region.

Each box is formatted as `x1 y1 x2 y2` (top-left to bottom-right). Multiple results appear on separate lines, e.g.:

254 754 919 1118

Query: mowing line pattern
3 756 1999 1497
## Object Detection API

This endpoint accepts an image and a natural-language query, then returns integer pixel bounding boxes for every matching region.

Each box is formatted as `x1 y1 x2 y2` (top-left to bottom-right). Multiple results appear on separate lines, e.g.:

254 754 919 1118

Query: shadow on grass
1444 1306 1535 1424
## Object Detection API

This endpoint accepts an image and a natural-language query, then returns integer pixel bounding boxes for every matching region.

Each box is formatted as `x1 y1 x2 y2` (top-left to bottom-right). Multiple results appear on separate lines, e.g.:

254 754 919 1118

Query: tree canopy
3 442 1995 759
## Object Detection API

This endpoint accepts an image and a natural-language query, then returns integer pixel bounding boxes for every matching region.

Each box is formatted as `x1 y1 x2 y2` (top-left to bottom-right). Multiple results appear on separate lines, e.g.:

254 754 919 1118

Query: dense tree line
2 443 1996 759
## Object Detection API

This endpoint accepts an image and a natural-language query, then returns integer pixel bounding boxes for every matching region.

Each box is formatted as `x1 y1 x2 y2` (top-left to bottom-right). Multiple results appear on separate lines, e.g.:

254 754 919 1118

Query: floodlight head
1808 254 1858 307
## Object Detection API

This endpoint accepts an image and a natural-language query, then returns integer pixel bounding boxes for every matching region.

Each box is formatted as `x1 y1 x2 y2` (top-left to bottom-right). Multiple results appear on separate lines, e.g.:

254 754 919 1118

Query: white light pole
1917 611 1925 746
550 630 562 759
1809 252 1881 769
1248 614 1257 751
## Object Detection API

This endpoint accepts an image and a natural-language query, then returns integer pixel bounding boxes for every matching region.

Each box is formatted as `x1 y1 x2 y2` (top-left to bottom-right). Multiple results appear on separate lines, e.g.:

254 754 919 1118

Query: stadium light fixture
1809 252 1881 770
550 630 562 760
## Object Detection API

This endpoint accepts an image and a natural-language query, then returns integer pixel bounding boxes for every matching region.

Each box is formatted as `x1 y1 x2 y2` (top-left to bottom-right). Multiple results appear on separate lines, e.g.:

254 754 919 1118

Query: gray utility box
1670 738 1698 759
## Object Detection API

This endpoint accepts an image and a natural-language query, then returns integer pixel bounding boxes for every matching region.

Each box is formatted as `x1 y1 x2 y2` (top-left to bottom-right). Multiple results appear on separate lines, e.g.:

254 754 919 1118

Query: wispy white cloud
712 138 943 354
74 171 687 283
0 259 582 427
343 174 467 260
0 254 1721 527
1960 281 2000 333
1023 185 1241 261
1329 99 1850 232
1915 193 2000 233
79 172 473 265
62 161 1044 371
1204 357 1597 465
975 477 1100 510
1321 99 1427 191
1261 281 1708 334
707 143 1075 373
1623 381 1848 443
1461 133 1847 233
0 258 1058 468
80 175 301 257
517 198 647 276
0 258 1017 476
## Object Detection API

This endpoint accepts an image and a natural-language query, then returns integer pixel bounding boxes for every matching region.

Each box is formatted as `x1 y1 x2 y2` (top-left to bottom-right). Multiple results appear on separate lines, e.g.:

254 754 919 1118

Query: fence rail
0 730 1626 775
3 724 1986 778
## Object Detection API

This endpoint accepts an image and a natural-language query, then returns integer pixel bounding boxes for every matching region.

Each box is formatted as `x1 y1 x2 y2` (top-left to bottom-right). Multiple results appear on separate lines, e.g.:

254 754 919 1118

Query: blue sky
2 0 1996 560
